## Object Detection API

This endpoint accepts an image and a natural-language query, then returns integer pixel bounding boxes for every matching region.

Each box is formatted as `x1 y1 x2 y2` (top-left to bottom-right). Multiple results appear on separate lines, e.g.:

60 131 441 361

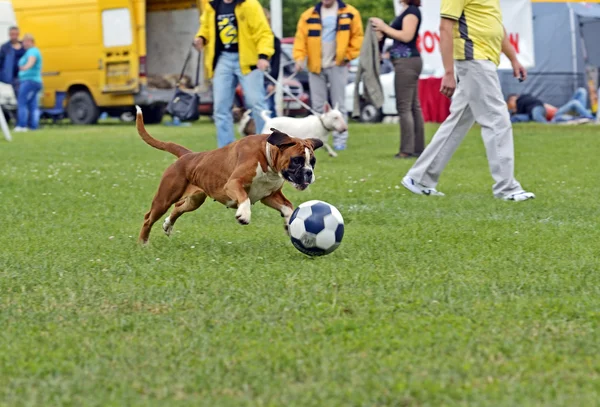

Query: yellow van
11 0 204 124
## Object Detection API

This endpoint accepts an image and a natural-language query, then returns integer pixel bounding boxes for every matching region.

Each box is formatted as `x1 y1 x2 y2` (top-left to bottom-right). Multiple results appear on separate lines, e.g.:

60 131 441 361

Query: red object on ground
545 105 558 121
418 77 451 123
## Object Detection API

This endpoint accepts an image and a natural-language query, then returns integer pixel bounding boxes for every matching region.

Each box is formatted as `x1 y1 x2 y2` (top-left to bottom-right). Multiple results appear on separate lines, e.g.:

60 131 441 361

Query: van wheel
142 104 166 124
67 91 100 125
360 103 383 123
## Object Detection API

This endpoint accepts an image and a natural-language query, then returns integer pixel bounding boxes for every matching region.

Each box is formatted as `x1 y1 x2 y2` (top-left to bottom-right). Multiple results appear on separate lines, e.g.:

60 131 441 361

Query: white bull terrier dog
260 102 348 157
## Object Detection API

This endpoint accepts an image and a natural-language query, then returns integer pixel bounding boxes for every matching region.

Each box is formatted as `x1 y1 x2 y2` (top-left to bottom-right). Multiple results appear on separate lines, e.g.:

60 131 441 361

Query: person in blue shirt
0 26 26 97
15 33 42 132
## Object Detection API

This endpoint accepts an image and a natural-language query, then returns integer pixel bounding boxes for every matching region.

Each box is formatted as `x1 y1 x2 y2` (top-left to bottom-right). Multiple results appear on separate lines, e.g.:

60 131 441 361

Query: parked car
346 52 442 123
347 39 393 84
345 71 396 123
347 57 394 85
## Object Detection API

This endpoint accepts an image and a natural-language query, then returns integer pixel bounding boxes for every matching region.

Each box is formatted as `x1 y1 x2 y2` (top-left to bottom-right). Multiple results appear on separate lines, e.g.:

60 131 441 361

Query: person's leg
11 79 19 102
411 58 425 155
212 53 238 148
326 65 349 150
268 95 276 117
573 87 588 107
511 114 531 123
466 60 529 199
308 71 329 114
406 63 475 189
553 100 594 121
27 82 42 129
16 80 32 128
239 68 267 134
393 59 417 156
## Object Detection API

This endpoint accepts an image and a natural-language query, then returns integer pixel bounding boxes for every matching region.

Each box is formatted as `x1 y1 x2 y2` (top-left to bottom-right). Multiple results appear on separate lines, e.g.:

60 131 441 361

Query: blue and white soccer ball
288 200 344 256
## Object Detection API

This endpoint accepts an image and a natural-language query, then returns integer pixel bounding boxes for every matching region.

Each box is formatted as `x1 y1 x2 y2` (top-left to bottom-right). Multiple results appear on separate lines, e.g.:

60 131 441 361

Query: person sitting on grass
507 87 595 124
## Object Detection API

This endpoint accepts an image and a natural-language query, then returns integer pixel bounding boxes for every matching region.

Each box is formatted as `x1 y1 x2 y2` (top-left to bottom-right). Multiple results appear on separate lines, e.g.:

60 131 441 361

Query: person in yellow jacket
293 0 363 151
194 0 274 147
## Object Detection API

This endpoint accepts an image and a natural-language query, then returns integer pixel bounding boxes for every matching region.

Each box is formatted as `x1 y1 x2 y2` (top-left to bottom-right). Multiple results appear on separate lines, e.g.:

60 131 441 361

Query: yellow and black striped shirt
440 0 504 65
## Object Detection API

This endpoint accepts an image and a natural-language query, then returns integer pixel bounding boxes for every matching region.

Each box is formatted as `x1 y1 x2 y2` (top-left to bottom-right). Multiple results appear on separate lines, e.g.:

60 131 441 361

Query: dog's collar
318 115 335 132
265 142 277 173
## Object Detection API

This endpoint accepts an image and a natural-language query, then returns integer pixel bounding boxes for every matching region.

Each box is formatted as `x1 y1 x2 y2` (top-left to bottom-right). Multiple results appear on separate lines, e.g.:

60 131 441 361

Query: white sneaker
402 176 445 196
13 127 28 133
503 191 536 202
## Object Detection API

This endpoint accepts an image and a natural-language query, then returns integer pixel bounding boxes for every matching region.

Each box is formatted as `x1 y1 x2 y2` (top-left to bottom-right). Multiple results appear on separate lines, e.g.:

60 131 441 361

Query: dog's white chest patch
248 163 284 204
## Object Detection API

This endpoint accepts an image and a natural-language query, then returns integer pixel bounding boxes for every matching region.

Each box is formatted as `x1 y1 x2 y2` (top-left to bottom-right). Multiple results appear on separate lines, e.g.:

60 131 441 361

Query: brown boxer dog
135 106 323 244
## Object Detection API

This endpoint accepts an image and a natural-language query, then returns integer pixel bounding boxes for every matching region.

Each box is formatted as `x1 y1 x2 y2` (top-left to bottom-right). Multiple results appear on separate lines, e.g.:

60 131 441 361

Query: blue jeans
530 105 548 123
511 106 547 123
213 52 267 147
17 80 42 129
268 87 277 118
552 87 594 121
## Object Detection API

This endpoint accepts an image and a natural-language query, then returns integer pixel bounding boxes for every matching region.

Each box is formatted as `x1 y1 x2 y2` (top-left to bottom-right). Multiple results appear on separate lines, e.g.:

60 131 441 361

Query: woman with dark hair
371 0 424 159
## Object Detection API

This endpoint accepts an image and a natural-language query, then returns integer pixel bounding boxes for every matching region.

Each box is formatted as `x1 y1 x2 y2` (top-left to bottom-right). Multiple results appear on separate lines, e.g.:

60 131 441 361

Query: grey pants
407 60 523 197
309 65 348 148
393 57 425 155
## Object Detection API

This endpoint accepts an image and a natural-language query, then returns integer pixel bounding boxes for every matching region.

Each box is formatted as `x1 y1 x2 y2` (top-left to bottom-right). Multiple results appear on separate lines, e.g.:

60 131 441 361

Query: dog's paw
329 150 338 158
236 213 251 225
235 199 251 225
162 217 173 236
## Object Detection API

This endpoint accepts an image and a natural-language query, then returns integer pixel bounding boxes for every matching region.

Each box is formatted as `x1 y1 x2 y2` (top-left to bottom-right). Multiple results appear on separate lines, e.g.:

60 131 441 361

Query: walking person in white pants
401 0 535 201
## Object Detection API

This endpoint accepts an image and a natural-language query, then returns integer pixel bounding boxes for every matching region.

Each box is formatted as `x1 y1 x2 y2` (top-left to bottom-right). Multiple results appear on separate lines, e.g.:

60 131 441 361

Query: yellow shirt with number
440 0 504 65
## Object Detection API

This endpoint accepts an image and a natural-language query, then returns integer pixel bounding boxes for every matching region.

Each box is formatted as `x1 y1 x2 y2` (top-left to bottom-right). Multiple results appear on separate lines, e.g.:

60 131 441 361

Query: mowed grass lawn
1 119 600 406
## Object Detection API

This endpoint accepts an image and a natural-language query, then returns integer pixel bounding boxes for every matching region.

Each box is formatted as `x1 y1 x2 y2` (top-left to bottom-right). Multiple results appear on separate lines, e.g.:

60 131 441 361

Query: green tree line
259 0 395 38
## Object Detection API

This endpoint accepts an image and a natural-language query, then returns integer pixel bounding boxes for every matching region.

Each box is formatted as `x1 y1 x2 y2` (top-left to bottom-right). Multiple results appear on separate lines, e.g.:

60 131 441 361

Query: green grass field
1 120 600 406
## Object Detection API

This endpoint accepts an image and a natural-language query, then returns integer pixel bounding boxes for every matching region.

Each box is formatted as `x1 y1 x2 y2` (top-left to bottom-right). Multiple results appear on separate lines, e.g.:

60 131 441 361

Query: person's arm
501 27 527 81
370 15 418 44
345 8 364 62
248 0 274 69
439 18 456 97
19 55 36 71
293 13 308 71
194 8 210 50
439 0 463 97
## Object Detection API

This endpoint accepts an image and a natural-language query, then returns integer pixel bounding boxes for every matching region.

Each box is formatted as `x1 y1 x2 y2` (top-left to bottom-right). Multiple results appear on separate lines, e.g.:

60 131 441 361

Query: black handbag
167 47 201 122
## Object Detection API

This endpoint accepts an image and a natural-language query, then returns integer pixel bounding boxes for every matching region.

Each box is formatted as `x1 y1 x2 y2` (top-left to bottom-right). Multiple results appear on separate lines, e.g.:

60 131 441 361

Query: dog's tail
260 109 272 124
135 106 192 158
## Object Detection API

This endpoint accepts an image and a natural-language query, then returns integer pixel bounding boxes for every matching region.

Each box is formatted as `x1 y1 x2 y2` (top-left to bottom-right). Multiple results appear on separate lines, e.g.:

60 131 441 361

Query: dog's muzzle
284 168 314 191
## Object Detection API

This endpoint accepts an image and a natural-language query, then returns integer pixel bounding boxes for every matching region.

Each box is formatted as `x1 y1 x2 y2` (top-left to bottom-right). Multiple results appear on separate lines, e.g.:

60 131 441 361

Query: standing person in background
371 0 425 159
0 26 26 103
263 7 281 118
400 0 535 201
194 0 274 148
293 0 364 151
15 34 42 132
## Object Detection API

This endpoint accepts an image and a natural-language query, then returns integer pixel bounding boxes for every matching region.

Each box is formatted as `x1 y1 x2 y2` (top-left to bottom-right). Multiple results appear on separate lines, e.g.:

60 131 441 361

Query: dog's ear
267 129 296 150
307 138 324 151
333 102 339 111
323 102 331 113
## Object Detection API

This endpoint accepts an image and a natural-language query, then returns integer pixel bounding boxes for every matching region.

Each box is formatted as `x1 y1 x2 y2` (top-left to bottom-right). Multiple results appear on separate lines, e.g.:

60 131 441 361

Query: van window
102 8 133 47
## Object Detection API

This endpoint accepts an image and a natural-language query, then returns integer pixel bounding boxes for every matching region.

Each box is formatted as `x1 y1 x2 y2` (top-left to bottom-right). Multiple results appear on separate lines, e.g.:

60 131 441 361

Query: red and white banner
394 0 535 77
